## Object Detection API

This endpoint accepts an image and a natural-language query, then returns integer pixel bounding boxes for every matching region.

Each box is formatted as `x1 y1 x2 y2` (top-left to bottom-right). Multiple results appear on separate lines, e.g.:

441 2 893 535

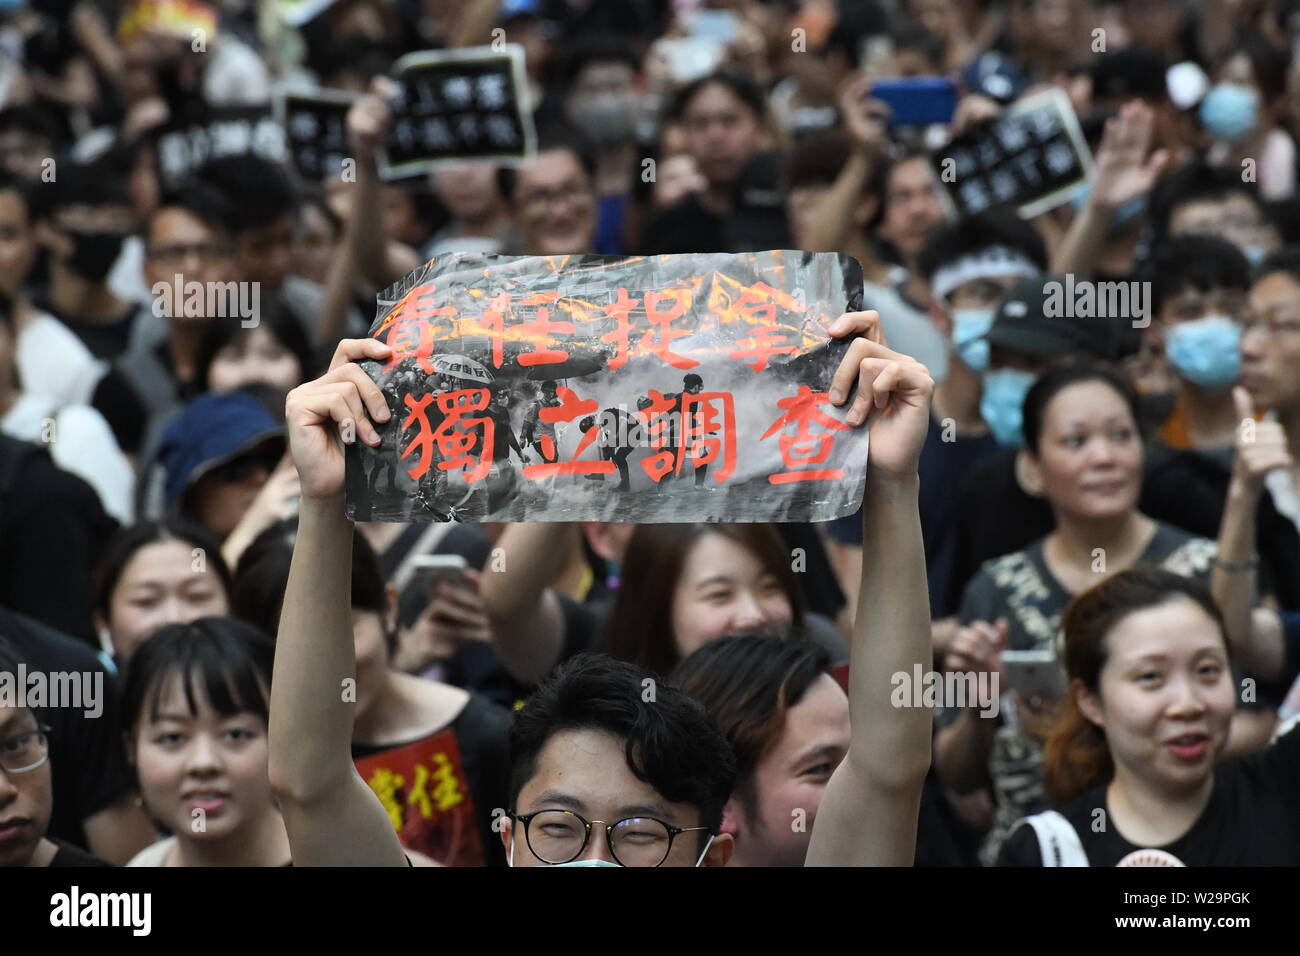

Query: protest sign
379 45 535 179
934 87 1093 219
344 250 868 524
153 105 287 192
353 729 485 867
276 89 357 182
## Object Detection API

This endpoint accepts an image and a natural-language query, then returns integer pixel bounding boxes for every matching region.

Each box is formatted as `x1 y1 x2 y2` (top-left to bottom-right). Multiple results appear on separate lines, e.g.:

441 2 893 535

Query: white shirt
15 311 105 409
1 393 134 524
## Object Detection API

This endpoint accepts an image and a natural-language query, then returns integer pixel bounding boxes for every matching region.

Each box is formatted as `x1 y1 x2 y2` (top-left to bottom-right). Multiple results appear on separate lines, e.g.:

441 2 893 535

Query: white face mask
508 831 716 867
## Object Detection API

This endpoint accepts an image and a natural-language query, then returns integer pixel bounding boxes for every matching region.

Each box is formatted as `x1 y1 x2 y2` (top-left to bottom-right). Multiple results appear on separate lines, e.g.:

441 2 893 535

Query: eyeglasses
0 724 51 774
1239 313 1300 337
149 242 232 264
518 183 593 213
511 809 711 867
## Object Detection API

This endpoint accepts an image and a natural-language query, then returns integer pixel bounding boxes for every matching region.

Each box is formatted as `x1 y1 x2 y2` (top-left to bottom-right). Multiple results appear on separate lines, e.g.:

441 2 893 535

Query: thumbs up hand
1232 386 1293 496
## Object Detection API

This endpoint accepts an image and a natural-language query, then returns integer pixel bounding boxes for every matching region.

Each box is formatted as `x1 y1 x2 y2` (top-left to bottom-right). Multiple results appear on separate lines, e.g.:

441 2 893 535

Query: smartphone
869 77 958 126
1000 649 1068 700
411 554 470 598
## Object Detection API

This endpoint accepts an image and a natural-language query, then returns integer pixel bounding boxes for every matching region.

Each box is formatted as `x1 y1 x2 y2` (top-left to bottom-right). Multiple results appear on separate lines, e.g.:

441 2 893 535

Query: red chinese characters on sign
680 392 737 480
515 305 573 367
380 286 454 373
760 385 850 483
600 287 639 370
400 388 494 482
728 324 799 373
353 728 485 867
637 390 736 484
523 385 615 479
639 290 698 370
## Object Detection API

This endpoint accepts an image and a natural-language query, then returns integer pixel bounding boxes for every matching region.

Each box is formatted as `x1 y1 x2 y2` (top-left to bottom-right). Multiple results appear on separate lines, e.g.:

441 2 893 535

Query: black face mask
64 231 127 282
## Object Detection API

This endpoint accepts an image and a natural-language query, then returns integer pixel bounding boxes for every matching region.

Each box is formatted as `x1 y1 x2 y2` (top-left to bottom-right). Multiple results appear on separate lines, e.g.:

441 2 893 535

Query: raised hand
839 75 892 160
285 338 393 501
1232 386 1292 495
347 76 399 158
1090 100 1169 211
826 310 935 483
944 618 1008 689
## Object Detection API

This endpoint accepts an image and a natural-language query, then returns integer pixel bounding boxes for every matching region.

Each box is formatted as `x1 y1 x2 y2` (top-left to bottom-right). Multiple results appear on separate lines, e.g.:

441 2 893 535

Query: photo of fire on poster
344 250 868 523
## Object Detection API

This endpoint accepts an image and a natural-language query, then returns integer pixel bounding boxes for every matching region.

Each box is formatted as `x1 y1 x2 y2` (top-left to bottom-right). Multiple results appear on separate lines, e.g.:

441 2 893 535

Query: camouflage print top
947 522 1217 866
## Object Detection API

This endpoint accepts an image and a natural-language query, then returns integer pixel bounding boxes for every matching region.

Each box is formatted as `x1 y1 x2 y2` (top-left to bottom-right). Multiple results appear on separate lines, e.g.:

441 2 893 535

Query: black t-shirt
0 608 135 853
1141 443 1300 611
831 414 1000 617
33 293 142 362
942 448 1053 616
351 692 512 867
640 194 728 255
49 839 115 867
0 435 117 642
998 724 1300 866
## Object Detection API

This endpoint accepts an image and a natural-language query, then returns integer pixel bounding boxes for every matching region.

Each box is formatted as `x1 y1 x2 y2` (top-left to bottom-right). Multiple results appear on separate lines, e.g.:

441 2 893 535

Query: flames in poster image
347 251 871 523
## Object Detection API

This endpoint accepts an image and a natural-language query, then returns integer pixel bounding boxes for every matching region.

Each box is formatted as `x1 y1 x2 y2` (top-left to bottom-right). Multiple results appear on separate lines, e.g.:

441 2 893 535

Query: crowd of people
1 0 1300 870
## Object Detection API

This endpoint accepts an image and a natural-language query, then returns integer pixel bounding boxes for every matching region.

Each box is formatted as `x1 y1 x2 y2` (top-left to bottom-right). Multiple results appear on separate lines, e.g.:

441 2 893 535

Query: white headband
930 246 1041 303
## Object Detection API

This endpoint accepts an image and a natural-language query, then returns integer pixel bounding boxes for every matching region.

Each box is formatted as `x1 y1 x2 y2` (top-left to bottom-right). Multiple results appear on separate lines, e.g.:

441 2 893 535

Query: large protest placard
344 251 868 524
933 87 1092 219
276 89 357 182
379 45 536 180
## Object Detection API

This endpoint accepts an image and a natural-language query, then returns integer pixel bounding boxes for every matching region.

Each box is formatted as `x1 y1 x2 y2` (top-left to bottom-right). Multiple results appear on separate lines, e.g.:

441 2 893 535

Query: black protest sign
277 89 357 182
379 44 535 180
345 251 868 524
153 105 288 192
934 88 1093 219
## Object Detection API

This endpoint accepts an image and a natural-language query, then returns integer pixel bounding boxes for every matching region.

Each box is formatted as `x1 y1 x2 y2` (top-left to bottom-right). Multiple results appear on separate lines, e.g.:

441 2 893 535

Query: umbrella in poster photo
429 353 494 384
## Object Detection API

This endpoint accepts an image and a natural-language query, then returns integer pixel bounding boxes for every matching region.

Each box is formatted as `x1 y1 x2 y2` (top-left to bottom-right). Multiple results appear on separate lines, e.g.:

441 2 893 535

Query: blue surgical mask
980 368 1036 447
1164 315 1242 389
1199 83 1258 143
951 308 995 373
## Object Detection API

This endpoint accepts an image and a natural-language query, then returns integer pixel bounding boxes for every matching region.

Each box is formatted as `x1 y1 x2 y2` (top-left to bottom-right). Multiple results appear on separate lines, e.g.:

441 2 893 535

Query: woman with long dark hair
999 567 1300 866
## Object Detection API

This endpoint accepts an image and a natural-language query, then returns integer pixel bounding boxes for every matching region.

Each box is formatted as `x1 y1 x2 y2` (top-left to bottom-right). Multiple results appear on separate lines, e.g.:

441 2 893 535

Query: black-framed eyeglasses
0 723 51 775
511 809 711 867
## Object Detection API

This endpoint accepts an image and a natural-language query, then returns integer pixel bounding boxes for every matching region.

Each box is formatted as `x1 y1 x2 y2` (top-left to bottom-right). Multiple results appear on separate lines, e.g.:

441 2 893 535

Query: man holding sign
269 308 934 866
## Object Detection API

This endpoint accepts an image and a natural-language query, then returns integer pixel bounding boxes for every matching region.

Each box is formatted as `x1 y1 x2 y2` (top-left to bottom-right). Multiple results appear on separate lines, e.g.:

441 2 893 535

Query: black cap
986 275 1129 360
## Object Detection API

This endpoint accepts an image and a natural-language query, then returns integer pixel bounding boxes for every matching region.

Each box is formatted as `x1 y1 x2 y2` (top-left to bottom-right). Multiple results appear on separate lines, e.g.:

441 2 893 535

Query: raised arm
1211 388 1293 683
478 522 572 685
1051 101 1167 277
799 76 889 254
806 313 935 866
268 338 409 866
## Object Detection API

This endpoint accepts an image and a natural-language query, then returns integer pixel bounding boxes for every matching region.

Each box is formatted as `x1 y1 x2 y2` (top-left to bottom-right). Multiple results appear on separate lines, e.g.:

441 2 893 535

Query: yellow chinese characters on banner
353 728 484 867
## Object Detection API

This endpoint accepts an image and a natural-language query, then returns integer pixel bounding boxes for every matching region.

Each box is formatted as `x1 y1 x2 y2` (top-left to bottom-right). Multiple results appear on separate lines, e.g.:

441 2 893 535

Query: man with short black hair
32 162 145 361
